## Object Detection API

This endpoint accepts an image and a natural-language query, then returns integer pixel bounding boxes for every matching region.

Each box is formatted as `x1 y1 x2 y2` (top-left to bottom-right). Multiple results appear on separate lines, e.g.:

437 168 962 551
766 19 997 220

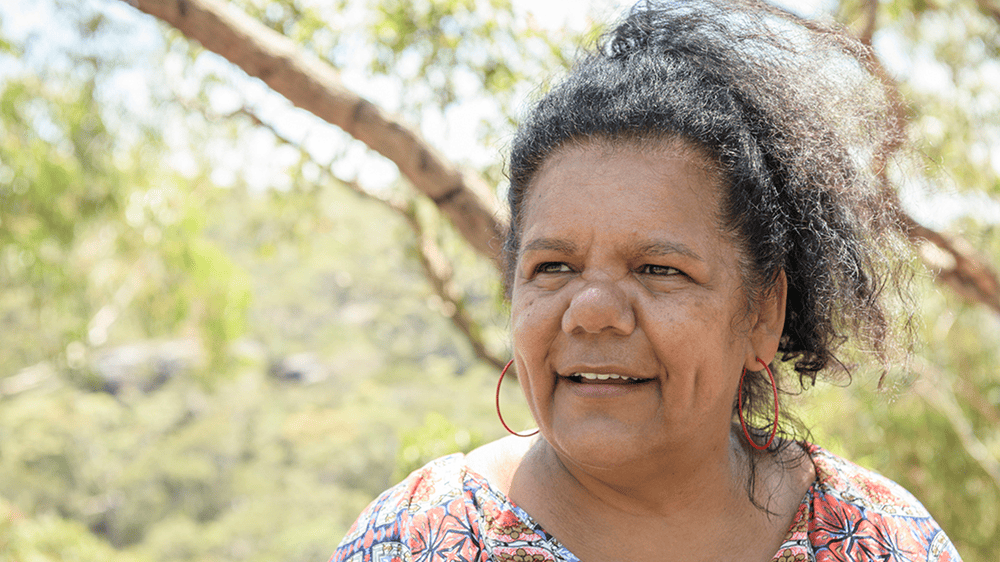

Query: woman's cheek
512 290 542 331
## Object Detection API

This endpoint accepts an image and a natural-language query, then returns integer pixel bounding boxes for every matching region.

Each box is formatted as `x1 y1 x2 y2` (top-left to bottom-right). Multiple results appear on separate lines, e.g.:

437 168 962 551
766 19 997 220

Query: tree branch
395 206 507 372
129 0 1000 314
956 378 1000 426
912 359 1000 491
859 0 878 46
227 106 506 371
893 207 1000 314
849 19 1000 314
121 0 504 266
974 0 1000 24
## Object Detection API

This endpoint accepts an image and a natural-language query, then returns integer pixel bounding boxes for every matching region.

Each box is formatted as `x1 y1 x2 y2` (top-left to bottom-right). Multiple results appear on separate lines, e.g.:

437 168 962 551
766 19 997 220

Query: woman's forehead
528 137 725 205
536 136 723 183
521 139 730 241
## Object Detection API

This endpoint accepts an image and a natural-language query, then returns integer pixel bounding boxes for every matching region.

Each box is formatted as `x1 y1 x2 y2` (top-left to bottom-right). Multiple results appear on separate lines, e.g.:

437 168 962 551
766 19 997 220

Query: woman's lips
559 372 654 398
564 372 654 385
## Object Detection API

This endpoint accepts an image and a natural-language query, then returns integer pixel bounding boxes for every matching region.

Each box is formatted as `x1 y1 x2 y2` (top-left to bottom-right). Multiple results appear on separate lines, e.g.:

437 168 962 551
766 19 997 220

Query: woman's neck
469 432 814 562
521 431 751 518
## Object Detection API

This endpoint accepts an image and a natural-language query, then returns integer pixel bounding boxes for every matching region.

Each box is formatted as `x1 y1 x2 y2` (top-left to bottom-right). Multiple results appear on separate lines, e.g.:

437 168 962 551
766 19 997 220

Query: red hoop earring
496 360 539 437
738 357 779 451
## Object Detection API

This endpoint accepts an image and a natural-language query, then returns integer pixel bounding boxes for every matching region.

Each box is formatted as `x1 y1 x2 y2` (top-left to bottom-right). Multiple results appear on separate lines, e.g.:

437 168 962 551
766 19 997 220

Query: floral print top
332 443 961 562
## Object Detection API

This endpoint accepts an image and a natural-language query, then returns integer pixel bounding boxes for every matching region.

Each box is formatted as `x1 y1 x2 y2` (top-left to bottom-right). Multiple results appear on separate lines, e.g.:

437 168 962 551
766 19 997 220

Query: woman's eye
536 262 572 274
639 264 680 276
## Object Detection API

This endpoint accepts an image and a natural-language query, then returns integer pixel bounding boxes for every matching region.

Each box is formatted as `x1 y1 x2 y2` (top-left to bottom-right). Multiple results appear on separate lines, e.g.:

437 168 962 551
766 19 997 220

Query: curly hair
504 0 910 492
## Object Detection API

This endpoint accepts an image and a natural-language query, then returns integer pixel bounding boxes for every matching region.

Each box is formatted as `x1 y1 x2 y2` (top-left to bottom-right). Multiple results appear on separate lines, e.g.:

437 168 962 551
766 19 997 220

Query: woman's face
510 139 778 473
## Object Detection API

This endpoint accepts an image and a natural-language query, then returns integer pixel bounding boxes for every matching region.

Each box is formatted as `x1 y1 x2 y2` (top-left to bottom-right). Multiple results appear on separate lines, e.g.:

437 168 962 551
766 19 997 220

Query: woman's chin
544 418 670 475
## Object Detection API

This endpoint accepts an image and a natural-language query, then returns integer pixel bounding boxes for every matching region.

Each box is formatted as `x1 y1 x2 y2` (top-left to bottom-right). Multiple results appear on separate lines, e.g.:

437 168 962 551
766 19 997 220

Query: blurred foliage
0 0 997 561
0 72 250 377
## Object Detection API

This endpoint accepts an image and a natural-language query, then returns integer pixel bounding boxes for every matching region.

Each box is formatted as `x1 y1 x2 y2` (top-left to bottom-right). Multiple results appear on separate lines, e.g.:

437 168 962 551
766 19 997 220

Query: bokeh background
0 0 998 560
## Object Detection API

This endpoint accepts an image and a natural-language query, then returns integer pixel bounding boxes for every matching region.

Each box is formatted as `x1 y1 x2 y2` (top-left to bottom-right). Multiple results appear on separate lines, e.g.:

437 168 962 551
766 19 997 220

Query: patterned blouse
332 443 961 562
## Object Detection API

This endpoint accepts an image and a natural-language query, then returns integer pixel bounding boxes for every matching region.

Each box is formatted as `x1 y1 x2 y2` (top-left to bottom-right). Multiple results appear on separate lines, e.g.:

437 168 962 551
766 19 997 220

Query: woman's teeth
575 373 637 382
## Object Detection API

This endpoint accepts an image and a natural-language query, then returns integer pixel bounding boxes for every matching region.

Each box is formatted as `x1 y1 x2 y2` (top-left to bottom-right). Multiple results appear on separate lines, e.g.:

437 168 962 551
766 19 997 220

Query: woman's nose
561 281 636 335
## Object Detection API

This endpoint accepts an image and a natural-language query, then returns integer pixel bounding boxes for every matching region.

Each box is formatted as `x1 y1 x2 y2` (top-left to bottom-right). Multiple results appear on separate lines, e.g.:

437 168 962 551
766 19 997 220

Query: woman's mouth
567 373 652 384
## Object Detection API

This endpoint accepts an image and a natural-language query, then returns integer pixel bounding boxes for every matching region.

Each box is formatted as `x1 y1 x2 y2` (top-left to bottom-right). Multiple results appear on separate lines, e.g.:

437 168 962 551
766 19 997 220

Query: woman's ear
746 269 787 370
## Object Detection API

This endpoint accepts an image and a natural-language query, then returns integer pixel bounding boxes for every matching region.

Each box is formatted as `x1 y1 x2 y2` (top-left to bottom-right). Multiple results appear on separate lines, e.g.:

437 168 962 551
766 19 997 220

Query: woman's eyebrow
633 241 703 262
521 238 701 261
521 238 579 255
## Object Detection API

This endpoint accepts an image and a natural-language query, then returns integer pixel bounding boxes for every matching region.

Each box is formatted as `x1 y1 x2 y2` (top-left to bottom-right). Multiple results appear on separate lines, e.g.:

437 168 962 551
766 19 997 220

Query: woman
333 1 962 560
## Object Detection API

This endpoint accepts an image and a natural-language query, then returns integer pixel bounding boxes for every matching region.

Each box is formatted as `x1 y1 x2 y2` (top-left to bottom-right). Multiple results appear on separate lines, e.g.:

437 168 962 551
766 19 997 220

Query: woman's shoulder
332 439 563 562
806 443 931 516
464 435 536 495
803 443 962 561
331 453 484 562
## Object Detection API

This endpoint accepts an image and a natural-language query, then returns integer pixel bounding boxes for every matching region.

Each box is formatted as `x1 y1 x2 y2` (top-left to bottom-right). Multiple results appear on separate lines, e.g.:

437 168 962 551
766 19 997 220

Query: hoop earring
496 360 539 437
738 357 779 451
